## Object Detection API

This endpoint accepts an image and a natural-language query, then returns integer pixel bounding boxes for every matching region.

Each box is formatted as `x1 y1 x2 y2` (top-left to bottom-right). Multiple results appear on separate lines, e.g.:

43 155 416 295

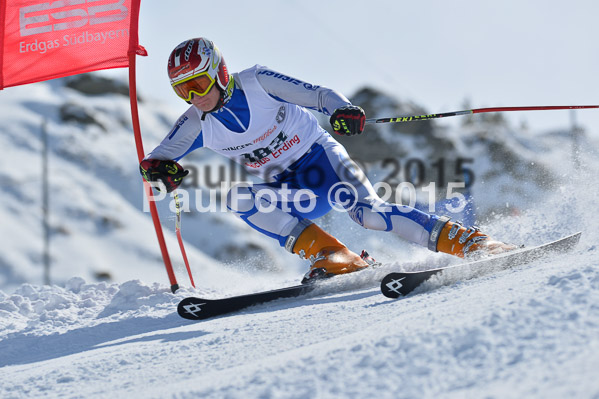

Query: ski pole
174 190 195 288
365 105 599 124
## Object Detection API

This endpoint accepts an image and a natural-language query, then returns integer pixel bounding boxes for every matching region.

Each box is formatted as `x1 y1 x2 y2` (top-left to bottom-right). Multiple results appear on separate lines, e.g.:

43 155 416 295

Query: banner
0 0 146 89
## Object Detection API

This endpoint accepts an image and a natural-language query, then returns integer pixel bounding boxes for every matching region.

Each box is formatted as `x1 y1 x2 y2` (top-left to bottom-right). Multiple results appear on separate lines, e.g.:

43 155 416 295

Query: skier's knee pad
347 200 432 240
347 201 389 231
226 184 256 214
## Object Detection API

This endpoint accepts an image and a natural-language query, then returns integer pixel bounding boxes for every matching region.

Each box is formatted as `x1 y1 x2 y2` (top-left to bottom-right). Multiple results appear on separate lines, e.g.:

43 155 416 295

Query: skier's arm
145 107 204 162
255 66 351 116
140 108 203 190
255 66 365 135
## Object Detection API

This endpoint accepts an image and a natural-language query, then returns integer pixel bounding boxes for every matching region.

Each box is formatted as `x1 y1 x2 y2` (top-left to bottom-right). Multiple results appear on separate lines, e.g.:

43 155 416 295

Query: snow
1 238 598 398
1 76 599 398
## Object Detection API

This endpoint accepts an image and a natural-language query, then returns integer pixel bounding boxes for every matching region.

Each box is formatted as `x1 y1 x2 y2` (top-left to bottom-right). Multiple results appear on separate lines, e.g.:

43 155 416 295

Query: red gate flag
0 0 146 89
0 1 185 291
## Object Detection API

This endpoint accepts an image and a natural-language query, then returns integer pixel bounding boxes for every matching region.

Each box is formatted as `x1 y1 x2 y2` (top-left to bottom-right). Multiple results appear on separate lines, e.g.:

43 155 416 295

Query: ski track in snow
1 243 598 399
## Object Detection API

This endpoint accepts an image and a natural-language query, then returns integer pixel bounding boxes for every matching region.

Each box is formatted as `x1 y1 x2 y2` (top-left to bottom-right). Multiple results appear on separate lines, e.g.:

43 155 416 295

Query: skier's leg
302 134 515 258
225 182 300 248
292 134 438 243
226 182 369 277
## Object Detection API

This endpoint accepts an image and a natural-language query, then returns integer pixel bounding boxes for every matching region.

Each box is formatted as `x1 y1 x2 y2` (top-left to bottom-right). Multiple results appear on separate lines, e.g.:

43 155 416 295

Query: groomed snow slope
1 189 598 399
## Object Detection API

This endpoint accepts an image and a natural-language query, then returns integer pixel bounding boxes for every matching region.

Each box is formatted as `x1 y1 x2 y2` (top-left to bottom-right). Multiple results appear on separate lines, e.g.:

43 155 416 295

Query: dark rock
64 73 139 100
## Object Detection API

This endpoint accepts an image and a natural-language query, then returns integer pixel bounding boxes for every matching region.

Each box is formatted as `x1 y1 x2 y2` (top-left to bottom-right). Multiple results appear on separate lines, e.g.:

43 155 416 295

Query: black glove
139 159 189 193
330 105 366 136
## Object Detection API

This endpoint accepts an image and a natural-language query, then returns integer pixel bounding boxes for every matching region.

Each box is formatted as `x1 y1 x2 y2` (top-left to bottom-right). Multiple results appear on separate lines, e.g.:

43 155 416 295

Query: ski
177 283 316 321
178 251 382 321
381 232 582 298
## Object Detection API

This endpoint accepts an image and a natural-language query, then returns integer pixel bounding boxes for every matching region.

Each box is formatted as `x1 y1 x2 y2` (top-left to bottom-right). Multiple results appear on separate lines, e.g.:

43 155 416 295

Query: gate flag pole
1 0 181 292
127 1 179 293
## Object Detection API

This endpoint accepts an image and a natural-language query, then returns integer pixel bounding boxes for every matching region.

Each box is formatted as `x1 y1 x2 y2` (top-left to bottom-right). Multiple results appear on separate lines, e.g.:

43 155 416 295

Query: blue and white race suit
147 65 442 252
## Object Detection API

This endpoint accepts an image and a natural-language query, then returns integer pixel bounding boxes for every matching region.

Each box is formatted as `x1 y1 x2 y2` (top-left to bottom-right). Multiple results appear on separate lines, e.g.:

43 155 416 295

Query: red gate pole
128 51 179 293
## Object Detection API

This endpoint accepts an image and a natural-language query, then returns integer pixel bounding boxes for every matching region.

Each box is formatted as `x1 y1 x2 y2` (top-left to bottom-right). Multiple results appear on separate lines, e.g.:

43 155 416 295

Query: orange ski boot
285 220 371 283
430 217 516 258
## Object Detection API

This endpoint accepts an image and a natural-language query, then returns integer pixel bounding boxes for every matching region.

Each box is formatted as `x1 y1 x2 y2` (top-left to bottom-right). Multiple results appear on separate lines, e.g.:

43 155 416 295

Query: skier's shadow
230 288 387 318
0 313 206 367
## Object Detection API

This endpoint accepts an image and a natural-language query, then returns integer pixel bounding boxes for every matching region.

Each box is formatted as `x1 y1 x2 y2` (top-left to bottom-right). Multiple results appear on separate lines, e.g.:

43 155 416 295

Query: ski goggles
172 71 216 101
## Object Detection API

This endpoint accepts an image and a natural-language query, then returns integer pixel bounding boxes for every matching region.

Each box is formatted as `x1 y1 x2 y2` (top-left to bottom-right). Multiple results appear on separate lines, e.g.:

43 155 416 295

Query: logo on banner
16 0 131 55
19 0 129 37
2 0 142 89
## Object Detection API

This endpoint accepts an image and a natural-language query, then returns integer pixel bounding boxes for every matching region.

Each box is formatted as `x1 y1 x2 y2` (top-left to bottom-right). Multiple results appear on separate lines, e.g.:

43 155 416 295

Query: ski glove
139 159 189 193
330 105 366 136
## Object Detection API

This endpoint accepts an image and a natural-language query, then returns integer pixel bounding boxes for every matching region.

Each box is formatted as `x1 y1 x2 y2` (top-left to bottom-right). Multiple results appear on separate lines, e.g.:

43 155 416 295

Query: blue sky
126 0 598 136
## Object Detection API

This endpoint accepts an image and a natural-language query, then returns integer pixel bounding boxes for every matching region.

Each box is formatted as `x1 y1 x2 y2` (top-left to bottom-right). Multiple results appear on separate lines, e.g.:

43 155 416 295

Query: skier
140 38 514 283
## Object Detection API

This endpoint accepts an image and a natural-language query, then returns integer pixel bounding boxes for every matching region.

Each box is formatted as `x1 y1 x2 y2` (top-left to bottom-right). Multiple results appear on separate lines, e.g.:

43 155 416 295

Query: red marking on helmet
217 62 229 86
170 63 190 78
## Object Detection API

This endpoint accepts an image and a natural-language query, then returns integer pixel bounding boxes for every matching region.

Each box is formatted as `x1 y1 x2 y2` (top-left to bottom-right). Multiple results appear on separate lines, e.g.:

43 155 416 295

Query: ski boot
284 220 373 284
301 250 378 284
429 216 517 258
